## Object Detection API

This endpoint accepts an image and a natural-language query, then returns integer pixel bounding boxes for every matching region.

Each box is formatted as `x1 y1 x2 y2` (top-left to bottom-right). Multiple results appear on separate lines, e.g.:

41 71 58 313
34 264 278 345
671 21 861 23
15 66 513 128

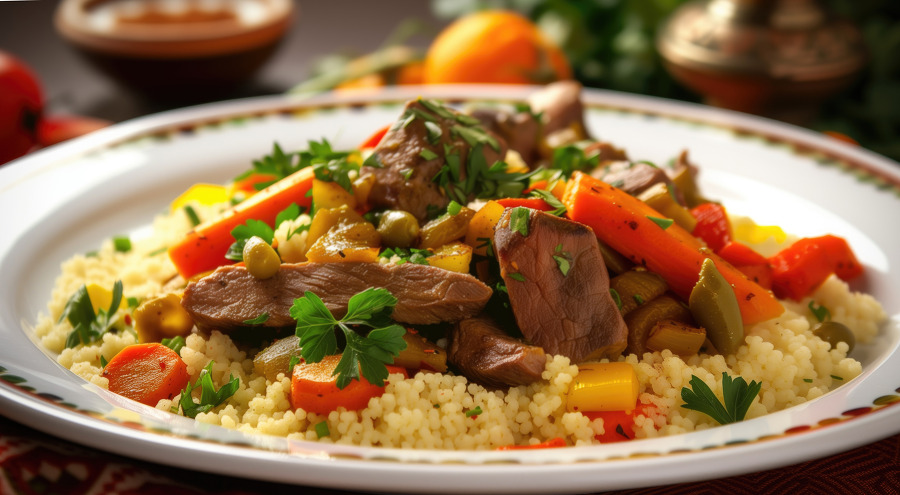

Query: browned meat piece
470 108 540 165
584 141 628 163
449 317 547 389
182 262 493 331
528 80 590 138
361 99 507 222
493 208 628 362
590 160 676 198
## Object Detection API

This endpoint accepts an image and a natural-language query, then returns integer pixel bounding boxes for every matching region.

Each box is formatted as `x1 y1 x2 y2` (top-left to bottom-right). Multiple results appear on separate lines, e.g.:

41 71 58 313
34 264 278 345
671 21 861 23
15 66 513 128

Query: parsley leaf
529 189 566 216
243 313 270 325
380 247 433 265
647 216 674 230
808 301 831 323
508 207 531 237
113 236 132 253
162 336 186 355
236 142 301 188
681 372 761 425
61 280 124 349
225 204 300 261
551 143 600 179
178 361 240 419
290 288 407 389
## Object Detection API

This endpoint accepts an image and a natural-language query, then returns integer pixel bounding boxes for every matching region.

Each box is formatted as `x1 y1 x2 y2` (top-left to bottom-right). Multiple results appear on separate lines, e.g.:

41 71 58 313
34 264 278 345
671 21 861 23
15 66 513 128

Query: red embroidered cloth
1 414 897 495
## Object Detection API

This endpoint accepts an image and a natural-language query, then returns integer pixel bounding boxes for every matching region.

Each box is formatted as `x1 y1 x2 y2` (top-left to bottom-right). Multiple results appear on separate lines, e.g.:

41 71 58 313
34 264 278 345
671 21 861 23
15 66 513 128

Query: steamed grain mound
34 205 887 448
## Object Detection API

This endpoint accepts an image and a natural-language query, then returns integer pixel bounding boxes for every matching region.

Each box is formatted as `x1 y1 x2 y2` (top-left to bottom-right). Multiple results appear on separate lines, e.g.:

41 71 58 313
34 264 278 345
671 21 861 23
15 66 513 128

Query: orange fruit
424 10 571 85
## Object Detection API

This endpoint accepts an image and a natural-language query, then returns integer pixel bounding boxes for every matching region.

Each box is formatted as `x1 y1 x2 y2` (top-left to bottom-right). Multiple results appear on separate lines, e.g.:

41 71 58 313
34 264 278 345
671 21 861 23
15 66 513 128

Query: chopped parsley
553 244 572 277
447 200 462 216
315 421 330 438
681 372 761 425
99 355 108 368
178 361 240 419
508 272 526 282
183 205 201 227
243 313 270 325
419 148 438 161
647 216 674 230
551 142 600 179
465 406 483 418
113 236 132 253
808 301 831 323
162 336 186 355
236 142 302 189
290 288 407 389
633 294 645 305
288 355 301 372
529 189 566 216
226 203 300 261
380 247 433 265
508 207 531 237
60 280 124 349
610 288 623 310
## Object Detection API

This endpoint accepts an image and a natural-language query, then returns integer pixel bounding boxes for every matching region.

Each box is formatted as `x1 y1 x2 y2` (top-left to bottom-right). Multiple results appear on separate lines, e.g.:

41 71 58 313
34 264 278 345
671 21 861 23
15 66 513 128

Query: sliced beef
590 160 675 198
449 317 546 389
182 262 493 331
528 80 590 138
584 141 628 163
470 107 540 165
493 208 628 362
361 99 507 222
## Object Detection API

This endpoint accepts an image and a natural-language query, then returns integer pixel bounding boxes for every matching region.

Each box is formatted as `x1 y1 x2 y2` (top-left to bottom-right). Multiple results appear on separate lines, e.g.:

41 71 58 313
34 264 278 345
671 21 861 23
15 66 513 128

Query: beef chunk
493 208 628 362
590 160 675 198
361 99 507 222
182 262 492 331
528 80 590 138
470 107 540 165
449 317 546 389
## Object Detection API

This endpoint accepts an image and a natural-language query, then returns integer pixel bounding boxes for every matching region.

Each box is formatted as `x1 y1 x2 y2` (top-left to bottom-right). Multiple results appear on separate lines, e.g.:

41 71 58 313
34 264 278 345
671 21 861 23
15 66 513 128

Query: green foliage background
432 0 900 161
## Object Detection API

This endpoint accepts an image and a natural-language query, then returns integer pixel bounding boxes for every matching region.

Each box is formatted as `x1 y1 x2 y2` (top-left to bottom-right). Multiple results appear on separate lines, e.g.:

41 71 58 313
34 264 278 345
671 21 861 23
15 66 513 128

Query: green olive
689 258 743 355
134 293 193 343
243 236 281 279
377 210 420 248
813 321 856 352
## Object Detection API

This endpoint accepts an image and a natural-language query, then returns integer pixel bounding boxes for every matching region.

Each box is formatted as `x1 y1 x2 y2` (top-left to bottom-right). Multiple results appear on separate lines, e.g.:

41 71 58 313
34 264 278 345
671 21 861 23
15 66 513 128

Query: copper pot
657 0 867 123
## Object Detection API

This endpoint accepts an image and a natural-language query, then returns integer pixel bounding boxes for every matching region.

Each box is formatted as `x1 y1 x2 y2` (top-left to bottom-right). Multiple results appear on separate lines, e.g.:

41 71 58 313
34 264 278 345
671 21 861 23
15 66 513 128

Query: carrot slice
563 172 783 325
102 343 190 406
168 167 315 279
290 354 408 415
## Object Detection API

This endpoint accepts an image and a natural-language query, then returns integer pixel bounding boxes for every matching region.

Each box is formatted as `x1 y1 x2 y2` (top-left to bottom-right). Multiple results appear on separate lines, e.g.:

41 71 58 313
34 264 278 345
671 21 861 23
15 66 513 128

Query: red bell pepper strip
691 203 731 252
359 124 390 150
581 401 659 443
717 241 773 290
768 235 863 300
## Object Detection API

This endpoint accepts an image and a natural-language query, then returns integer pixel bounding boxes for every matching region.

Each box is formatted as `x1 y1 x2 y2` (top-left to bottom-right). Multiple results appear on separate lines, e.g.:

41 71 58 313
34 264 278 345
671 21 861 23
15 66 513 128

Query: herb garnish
553 244 572 277
380 247 433 265
226 203 301 261
315 421 330 438
447 200 462 216
60 280 124 349
647 216 674 230
178 361 240 419
244 313 270 325
681 372 761 425
808 301 830 323
291 288 407 389
508 272 526 282
419 148 438 161
610 288 623 310
113 236 132 253
162 335 186 355
509 207 530 236
551 142 600 179
236 142 302 189
183 205 202 227
466 406 483 418
530 189 566 216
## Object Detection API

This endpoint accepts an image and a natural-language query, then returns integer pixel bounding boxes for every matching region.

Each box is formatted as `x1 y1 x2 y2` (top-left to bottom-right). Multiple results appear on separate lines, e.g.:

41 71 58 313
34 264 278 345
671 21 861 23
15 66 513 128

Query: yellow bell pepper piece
732 217 787 245
312 179 357 210
427 242 473 273
86 283 113 314
170 183 229 212
567 362 639 413
464 200 505 256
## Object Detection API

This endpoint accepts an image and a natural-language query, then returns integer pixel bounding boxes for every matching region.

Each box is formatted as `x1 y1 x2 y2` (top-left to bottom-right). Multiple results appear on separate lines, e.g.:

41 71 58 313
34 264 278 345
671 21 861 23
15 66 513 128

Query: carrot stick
102 343 190 406
563 172 783 326
290 354 408 415
168 167 315 279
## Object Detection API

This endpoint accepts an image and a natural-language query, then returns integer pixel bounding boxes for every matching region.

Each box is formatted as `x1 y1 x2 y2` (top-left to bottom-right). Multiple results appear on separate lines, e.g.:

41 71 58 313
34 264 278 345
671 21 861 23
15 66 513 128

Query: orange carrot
102 343 190 406
563 172 783 325
717 241 773 290
231 172 279 194
168 167 315 279
290 354 408 415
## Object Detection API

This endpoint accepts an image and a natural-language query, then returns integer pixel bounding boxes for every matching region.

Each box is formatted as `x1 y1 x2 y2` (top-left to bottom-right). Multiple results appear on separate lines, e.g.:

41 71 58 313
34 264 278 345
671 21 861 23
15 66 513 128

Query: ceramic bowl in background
54 0 294 99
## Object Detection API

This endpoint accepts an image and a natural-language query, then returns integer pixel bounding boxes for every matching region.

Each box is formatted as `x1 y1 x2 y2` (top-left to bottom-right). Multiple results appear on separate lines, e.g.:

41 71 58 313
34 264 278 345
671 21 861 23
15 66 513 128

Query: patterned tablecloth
1 414 897 495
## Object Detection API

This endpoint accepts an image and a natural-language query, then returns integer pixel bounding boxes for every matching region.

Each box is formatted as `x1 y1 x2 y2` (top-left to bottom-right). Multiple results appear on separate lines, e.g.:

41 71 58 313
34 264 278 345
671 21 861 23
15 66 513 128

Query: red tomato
0 51 43 164
37 115 111 147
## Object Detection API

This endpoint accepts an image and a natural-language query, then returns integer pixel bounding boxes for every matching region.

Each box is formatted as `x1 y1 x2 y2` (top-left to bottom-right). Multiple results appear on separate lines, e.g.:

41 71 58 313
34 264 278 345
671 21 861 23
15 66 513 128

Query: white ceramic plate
1 86 898 494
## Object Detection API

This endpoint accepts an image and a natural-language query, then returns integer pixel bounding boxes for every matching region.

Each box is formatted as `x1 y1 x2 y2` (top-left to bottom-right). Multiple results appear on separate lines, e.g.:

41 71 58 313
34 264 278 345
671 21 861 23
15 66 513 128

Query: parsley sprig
290 288 407 389
235 139 359 192
681 372 761 425
178 361 240 418
60 280 124 349
379 247 433 265
225 203 304 261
